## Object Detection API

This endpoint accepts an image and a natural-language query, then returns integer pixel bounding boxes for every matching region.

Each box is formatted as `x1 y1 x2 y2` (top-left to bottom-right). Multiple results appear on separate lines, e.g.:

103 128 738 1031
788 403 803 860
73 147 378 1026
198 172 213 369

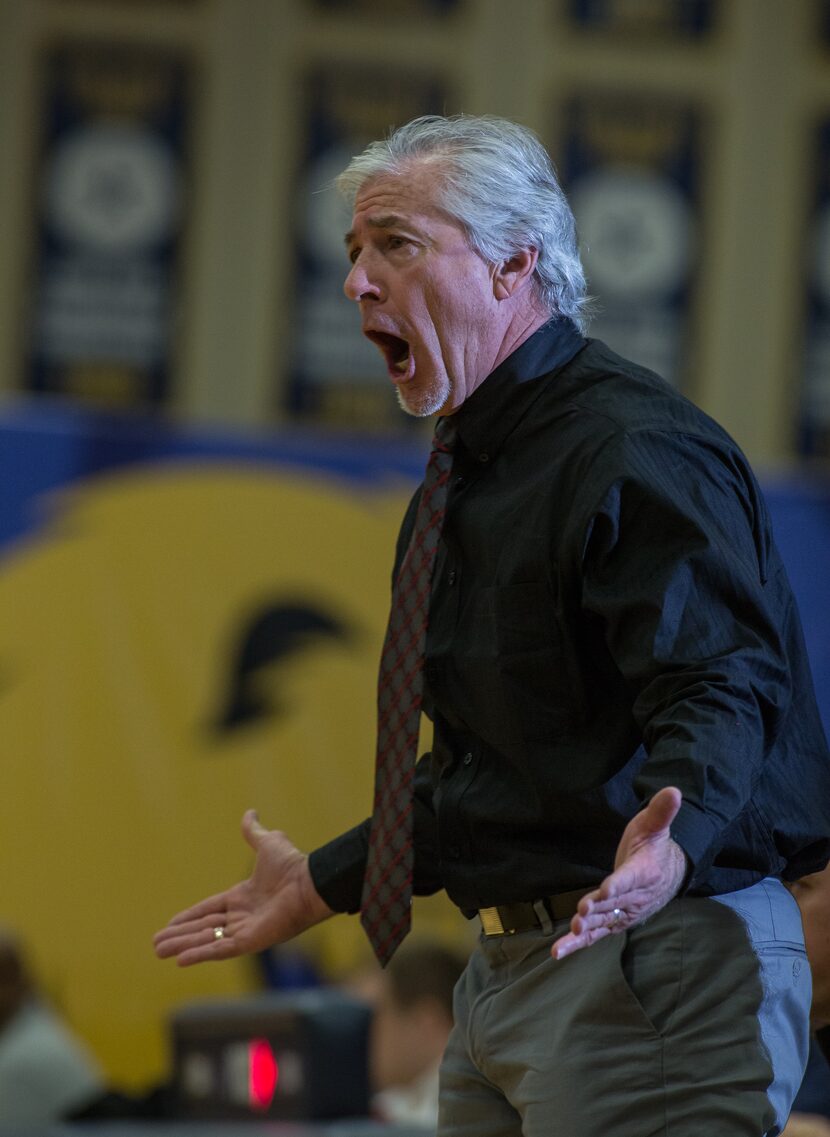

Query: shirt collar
450 318 586 461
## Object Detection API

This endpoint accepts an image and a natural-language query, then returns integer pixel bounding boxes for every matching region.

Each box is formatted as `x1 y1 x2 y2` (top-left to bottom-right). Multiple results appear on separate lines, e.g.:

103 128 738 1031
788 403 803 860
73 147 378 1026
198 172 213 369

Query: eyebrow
343 214 408 248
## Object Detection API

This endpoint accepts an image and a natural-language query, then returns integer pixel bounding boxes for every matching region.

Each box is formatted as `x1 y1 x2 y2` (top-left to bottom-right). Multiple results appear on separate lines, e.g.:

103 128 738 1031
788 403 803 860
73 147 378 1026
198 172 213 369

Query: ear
493 246 539 300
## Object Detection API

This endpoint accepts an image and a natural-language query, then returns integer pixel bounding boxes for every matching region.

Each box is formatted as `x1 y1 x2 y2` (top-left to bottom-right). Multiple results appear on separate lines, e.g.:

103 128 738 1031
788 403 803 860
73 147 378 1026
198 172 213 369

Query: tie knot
433 415 457 455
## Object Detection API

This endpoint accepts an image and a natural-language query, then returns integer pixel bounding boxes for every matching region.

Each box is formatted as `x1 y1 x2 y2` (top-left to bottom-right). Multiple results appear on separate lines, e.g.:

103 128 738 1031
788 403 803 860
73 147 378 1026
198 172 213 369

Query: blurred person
782 1118 830 1137
790 1041 830 1133
792 863 830 1032
156 115 830 1135
0 927 106 1124
784 865 830 1135
348 942 466 1126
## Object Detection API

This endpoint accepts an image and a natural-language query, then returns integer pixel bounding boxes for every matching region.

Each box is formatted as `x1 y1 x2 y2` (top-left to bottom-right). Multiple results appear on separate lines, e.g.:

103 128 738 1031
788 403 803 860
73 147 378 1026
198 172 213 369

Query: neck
492 309 551 373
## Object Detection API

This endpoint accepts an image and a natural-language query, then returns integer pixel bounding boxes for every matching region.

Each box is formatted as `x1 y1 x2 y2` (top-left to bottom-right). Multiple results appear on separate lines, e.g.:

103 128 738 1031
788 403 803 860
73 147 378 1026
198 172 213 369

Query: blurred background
0 0 828 1112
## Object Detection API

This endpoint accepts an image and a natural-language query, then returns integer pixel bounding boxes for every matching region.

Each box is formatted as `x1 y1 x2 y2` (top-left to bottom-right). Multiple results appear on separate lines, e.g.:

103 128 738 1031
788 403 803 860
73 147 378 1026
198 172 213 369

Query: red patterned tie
360 416 456 966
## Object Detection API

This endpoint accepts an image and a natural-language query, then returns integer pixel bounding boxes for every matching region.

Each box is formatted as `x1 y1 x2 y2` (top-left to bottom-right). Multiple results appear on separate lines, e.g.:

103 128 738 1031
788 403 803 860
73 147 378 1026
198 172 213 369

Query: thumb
641 786 682 836
241 808 268 850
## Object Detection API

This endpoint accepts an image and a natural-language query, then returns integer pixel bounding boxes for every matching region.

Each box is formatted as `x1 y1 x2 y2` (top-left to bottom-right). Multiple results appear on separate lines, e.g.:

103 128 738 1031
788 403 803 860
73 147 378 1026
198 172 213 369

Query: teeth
393 351 410 374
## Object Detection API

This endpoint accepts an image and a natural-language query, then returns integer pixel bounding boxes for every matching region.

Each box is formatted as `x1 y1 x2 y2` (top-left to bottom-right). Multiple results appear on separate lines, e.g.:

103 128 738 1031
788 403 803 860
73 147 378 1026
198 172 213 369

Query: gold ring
213 926 225 940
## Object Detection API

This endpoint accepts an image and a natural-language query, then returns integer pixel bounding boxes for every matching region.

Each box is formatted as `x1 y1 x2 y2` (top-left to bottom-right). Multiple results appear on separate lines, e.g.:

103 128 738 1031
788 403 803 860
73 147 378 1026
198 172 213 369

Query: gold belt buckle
479 906 507 936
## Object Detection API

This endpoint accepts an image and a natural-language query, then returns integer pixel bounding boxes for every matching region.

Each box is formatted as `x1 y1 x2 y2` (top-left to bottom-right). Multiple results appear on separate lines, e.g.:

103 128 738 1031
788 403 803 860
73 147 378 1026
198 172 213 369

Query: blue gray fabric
713 878 812 1133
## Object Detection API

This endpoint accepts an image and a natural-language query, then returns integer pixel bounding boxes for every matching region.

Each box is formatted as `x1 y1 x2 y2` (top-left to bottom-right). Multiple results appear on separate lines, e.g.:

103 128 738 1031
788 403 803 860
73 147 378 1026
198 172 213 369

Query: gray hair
336 114 590 332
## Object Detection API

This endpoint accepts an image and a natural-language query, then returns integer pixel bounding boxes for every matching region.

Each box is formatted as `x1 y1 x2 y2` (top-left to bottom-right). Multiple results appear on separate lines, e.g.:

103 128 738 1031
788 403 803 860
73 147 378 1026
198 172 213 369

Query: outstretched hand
551 786 687 961
153 810 334 967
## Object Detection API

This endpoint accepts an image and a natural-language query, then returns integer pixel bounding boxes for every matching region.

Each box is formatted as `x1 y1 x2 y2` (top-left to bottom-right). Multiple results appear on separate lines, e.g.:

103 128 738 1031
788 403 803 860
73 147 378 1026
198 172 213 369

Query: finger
569 900 632 938
154 911 228 951
551 923 611 960
641 785 682 835
155 917 236 960
575 885 646 915
172 926 239 968
156 890 230 930
241 808 268 850
575 888 603 918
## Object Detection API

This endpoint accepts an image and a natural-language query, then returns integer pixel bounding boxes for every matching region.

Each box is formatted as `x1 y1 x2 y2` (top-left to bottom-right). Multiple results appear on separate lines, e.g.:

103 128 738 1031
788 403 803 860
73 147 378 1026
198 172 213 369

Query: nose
344 256 382 303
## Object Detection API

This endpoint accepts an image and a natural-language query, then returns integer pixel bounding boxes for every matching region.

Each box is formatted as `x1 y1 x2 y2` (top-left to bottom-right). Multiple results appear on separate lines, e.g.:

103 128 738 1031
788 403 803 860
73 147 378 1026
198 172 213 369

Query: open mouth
365 331 412 377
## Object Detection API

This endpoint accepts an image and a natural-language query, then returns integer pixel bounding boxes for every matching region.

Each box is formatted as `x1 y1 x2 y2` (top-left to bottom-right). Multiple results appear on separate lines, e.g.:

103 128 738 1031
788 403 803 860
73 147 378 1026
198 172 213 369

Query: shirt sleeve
308 751 443 913
578 428 791 880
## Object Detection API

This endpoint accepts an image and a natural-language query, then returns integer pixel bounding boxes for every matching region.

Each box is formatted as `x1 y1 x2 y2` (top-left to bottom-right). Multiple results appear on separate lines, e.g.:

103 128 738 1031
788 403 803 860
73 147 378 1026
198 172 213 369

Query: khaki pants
438 880 809 1136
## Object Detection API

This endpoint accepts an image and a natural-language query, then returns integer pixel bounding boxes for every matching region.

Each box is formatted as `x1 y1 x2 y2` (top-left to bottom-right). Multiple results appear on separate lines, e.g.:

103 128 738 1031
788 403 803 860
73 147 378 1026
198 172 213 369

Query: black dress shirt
309 319 830 915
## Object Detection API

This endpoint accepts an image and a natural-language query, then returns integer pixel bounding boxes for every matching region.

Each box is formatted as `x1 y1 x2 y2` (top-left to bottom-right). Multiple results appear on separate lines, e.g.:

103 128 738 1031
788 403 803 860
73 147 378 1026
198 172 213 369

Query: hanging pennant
26 42 192 409
800 117 830 458
558 92 703 391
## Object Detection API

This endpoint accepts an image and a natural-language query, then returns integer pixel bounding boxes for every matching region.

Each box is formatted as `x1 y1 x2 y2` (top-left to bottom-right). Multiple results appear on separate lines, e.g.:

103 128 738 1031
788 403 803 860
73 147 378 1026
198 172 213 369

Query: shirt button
462 752 473 766
478 452 490 463
455 475 466 488
448 569 457 585
448 845 461 859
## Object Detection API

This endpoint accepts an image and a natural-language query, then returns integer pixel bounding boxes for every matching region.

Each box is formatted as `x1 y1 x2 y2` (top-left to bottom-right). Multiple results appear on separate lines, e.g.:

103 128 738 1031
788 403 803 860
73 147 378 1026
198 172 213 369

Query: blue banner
312 0 457 11
26 43 191 409
800 116 830 457
568 0 716 38
559 93 702 391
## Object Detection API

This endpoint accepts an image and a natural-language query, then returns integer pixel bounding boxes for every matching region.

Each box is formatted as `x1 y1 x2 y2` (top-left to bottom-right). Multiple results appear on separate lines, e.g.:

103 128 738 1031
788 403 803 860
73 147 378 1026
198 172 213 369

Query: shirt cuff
308 819 370 915
669 799 723 891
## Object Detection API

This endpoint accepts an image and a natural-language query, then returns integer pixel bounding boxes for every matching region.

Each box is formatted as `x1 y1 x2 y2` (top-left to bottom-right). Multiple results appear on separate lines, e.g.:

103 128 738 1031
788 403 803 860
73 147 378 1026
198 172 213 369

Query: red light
248 1038 278 1111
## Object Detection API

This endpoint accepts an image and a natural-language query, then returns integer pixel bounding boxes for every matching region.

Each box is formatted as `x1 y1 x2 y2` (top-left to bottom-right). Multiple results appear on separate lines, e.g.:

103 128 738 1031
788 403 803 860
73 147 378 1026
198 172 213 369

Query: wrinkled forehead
353 167 426 212
350 160 460 228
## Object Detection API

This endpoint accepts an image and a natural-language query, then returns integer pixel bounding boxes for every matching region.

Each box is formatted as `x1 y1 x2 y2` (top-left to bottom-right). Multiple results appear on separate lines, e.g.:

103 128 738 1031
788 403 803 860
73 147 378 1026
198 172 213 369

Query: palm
153 811 333 967
551 786 686 960
226 831 315 946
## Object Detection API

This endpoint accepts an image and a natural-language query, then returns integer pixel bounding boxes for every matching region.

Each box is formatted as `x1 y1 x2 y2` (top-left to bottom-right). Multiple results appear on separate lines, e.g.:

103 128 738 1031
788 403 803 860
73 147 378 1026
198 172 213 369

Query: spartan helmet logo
212 599 355 733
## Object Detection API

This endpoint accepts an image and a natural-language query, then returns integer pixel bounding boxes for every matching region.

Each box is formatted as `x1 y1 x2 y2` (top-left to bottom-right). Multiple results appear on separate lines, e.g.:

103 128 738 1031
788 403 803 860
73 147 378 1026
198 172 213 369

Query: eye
347 246 360 265
386 235 411 252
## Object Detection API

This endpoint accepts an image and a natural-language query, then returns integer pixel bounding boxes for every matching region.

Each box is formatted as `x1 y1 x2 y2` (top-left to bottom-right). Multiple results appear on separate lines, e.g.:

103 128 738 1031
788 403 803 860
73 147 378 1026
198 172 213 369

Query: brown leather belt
478 888 593 936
